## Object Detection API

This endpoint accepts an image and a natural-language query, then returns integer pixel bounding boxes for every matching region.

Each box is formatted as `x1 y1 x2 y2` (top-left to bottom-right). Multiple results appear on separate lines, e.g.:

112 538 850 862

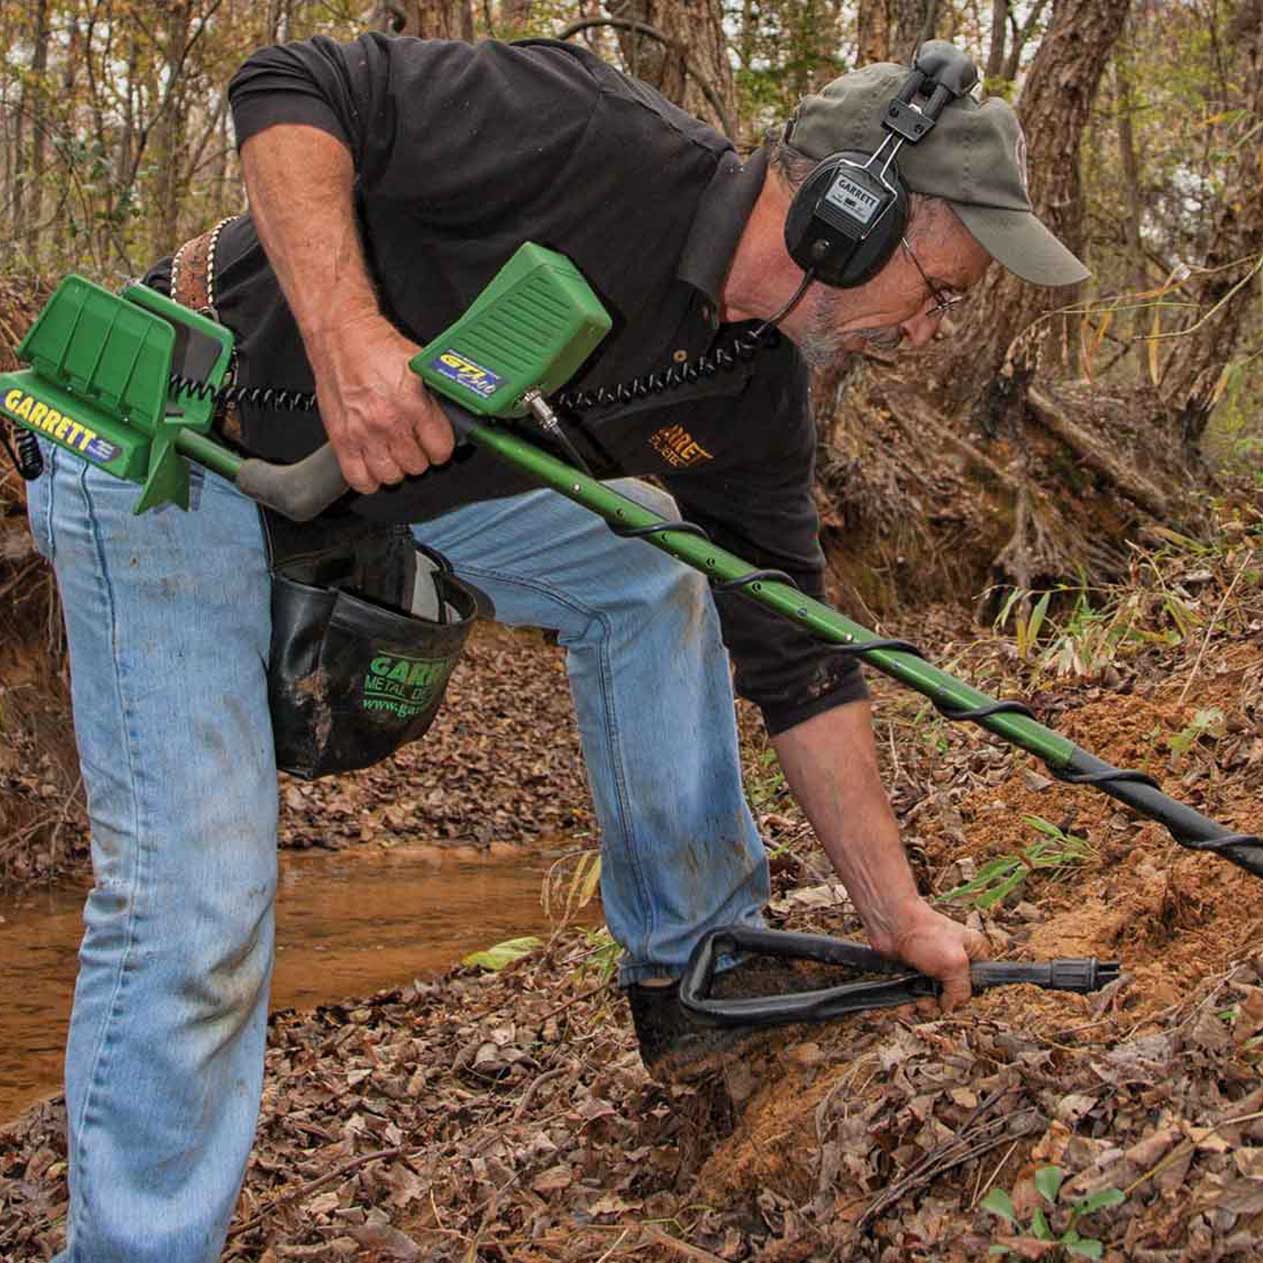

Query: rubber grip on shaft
232 401 481 522
236 443 347 522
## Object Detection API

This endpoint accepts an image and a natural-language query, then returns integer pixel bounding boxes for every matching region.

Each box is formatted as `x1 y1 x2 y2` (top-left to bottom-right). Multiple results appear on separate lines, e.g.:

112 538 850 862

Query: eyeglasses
901 236 968 319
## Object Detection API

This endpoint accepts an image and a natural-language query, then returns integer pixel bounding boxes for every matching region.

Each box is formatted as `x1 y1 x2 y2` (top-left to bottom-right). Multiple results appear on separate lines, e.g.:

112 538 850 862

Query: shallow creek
0 841 573 1123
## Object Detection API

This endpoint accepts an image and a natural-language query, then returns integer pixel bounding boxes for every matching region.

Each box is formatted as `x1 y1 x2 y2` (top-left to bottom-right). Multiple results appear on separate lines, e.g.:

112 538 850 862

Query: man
25 31 1087 1263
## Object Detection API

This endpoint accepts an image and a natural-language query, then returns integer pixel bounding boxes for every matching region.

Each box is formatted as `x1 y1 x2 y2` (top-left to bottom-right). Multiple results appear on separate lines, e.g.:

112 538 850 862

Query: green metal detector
2 244 1259 884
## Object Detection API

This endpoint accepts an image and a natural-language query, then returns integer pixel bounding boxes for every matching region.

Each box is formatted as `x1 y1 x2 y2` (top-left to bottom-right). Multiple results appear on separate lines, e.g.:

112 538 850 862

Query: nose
900 306 944 349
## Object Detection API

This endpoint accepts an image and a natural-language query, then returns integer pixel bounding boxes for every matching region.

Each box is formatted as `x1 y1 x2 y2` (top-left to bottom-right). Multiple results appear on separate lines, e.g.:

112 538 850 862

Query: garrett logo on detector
2 387 120 464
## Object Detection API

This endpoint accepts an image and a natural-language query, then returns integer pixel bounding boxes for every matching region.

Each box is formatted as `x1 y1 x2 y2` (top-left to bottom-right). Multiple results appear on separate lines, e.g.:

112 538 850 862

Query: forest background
1 0 1261 500
1 0 1261 642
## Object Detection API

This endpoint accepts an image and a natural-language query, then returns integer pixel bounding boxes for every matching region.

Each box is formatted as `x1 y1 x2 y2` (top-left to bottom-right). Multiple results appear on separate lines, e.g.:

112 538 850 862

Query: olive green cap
788 62 1090 287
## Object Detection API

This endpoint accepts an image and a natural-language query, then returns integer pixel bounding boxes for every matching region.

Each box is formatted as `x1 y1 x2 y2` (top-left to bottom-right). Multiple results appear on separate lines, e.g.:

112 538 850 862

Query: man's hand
309 313 455 494
772 701 990 1014
871 897 990 1013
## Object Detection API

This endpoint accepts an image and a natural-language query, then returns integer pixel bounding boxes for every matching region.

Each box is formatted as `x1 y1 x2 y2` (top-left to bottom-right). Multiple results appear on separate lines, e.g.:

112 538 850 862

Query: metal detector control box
410 243 611 417
0 275 233 511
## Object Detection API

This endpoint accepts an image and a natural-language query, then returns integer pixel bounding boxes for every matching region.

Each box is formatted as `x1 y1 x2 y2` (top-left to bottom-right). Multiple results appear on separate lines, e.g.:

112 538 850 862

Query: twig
858 1107 1041 1228
595 1227 634 1263
226 1145 402 1238
972 1137 1022 1209
538 979 614 1023
1178 551 1256 705
644 1225 727 1262
511 1065 567 1123
1123 1109 1263 1197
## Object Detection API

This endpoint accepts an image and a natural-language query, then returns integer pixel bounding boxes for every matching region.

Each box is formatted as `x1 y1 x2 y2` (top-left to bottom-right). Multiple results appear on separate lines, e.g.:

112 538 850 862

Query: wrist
304 301 387 354
862 892 933 958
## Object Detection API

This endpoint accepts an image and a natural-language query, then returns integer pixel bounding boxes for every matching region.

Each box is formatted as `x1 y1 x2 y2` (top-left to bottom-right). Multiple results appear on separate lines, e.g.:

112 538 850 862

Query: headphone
782 42 979 290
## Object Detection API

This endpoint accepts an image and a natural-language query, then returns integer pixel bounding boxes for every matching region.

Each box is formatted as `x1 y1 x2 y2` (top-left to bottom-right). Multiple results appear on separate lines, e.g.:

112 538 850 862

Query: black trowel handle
969 959 1121 994
231 403 481 522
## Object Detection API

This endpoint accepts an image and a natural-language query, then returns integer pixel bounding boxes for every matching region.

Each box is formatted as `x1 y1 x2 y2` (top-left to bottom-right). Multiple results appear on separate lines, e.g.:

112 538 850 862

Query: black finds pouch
263 510 479 780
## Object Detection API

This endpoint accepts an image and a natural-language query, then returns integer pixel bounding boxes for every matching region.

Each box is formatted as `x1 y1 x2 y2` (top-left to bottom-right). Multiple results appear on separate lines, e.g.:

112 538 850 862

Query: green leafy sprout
936 816 1096 911
981 1164 1125 1259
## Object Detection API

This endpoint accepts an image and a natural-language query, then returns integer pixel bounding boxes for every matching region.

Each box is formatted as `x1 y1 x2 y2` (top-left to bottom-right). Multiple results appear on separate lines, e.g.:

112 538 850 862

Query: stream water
0 842 576 1123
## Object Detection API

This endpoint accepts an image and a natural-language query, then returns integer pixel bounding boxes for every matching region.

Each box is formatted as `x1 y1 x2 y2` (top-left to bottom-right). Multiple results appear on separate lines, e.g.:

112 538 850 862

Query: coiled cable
169 374 320 413
555 324 774 412
1 423 44 480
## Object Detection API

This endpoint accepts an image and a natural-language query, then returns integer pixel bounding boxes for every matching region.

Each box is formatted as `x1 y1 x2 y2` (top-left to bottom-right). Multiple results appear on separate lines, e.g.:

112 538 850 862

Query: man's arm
772 698 988 1010
239 124 453 493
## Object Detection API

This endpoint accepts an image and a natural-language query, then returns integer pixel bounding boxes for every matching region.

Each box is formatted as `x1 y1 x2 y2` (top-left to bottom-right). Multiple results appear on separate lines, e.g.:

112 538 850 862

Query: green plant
981 1165 1125 1259
573 924 621 987
543 848 602 926
744 745 788 810
462 936 542 972
1168 706 1226 757
937 816 1095 910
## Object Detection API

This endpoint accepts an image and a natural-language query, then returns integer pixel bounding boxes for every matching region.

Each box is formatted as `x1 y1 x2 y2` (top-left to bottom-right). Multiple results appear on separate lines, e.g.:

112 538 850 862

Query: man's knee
161 883 275 1045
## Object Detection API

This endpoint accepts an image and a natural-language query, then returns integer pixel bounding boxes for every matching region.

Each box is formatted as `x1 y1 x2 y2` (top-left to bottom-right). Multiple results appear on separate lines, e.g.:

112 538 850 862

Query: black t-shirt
211 33 865 732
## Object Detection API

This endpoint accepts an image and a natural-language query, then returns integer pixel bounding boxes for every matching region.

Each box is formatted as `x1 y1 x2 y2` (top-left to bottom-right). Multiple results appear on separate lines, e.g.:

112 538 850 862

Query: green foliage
462 935 542 972
1168 706 1226 758
937 816 1095 910
543 848 602 926
982 1165 1125 1259
744 745 788 811
573 924 621 987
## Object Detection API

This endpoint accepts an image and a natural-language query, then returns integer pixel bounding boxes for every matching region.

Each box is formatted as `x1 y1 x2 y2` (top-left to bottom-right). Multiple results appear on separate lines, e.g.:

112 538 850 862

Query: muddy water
0 843 579 1123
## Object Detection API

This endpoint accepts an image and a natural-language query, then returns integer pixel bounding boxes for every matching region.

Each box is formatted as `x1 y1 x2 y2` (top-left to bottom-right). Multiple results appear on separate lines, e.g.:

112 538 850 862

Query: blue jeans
27 443 767 1262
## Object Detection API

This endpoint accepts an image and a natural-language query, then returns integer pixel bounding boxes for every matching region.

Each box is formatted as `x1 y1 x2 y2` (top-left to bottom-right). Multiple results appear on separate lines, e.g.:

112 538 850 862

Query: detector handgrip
969 958 1121 994
236 442 348 522
231 400 483 522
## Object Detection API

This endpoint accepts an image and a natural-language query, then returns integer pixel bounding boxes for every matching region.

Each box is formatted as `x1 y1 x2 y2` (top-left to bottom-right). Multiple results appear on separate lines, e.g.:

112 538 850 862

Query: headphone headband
783 42 979 290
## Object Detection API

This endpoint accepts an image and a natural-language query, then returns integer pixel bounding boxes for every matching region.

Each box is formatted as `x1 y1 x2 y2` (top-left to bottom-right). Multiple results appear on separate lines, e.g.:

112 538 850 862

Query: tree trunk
153 1 193 249
605 0 687 103
267 0 292 43
984 0 1008 82
601 1 735 134
24 0 50 260
1112 46 1146 297
941 0 1129 410
858 0 940 64
378 1 466 37
1158 2 1263 450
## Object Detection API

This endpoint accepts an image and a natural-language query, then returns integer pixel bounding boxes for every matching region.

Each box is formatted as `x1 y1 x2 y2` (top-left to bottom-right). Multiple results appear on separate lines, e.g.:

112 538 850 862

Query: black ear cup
783 151 909 288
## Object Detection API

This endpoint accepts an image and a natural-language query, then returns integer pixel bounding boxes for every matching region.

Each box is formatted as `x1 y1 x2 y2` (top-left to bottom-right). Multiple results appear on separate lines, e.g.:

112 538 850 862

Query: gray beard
795 289 903 368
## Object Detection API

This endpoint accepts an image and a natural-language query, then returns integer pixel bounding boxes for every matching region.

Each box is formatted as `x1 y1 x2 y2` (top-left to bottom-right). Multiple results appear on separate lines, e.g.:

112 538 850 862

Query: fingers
311 317 457 495
938 957 973 1013
886 902 995 1017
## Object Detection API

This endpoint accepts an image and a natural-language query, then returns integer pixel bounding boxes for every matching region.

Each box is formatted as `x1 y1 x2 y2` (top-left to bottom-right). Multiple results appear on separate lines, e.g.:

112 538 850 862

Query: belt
171 216 243 442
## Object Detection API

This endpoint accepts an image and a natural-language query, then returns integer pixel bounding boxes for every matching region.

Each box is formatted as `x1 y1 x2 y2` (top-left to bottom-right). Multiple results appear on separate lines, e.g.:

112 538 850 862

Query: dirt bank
2 501 1258 1261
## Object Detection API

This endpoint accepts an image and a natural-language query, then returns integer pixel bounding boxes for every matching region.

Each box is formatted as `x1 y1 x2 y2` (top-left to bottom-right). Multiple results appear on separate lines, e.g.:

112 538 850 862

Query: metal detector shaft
450 414 1262 877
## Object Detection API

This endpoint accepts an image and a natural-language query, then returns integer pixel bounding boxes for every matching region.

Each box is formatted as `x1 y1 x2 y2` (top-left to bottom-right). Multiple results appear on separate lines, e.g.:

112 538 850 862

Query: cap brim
951 203 1091 287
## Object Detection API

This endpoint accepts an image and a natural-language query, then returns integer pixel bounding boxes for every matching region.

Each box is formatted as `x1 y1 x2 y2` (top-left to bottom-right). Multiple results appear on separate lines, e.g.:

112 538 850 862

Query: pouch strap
172 216 242 440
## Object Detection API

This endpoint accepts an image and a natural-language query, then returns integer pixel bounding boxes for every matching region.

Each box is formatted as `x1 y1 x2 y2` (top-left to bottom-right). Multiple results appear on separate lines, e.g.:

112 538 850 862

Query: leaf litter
0 508 1260 1262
